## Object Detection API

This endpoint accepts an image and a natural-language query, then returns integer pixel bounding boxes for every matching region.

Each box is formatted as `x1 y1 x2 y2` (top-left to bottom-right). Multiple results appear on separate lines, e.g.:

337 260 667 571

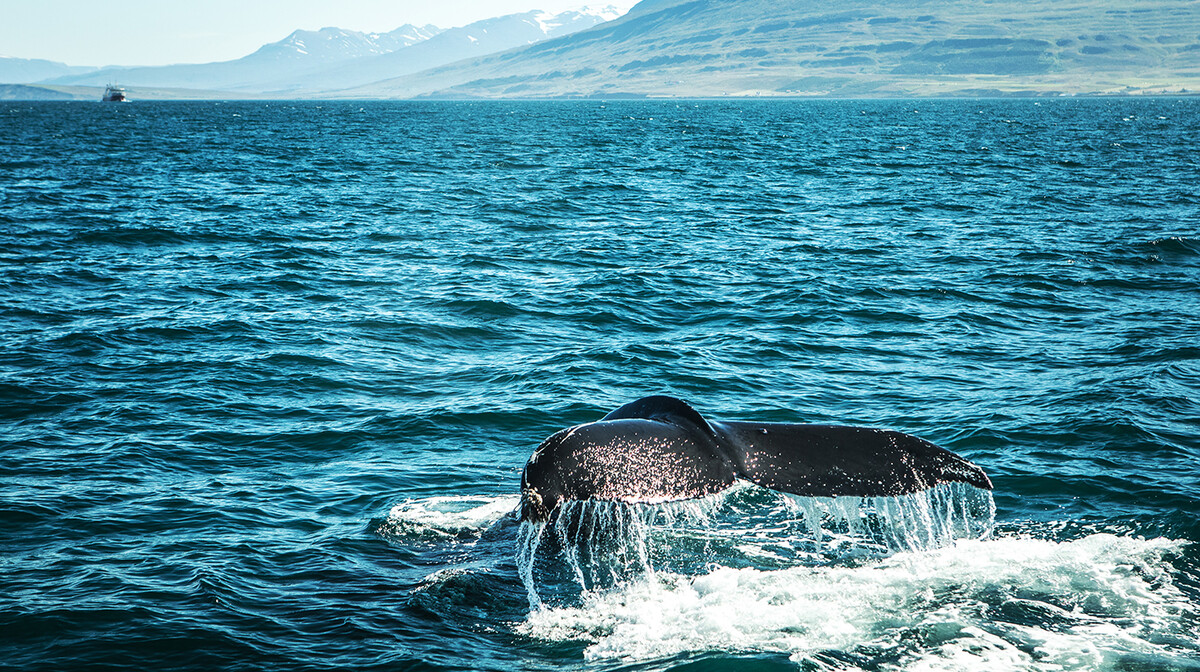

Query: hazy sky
0 0 638 67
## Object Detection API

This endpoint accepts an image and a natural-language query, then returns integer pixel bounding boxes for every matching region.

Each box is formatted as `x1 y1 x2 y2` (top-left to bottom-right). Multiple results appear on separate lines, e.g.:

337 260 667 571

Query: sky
0 0 639 67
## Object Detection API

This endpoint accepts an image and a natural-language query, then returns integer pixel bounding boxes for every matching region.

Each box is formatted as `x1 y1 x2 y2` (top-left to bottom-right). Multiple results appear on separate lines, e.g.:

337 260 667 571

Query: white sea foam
518 534 1197 669
380 495 518 538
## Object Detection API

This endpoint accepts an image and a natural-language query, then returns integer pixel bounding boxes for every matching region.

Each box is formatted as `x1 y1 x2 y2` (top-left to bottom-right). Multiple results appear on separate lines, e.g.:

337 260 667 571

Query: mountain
0 57 95 84
33 7 626 95
336 0 1200 98
251 25 441 64
0 84 83 100
41 24 441 91
285 8 626 94
14 1 1197 100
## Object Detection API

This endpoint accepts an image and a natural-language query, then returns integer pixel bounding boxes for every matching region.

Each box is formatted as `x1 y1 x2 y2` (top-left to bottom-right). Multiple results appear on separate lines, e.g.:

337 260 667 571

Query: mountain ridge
269 9 623 94
248 24 442 64
332 0 1200 99
28 7 625 94
0 57 97 84
4 0 1199 100
34 23 441 91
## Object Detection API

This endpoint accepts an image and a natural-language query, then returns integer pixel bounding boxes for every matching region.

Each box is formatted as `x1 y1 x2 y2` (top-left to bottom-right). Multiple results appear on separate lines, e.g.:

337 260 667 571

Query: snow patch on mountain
256 24 442 64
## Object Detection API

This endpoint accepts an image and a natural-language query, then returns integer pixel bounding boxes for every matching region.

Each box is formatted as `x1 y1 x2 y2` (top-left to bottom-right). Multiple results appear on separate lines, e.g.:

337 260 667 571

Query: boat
101 85 127 102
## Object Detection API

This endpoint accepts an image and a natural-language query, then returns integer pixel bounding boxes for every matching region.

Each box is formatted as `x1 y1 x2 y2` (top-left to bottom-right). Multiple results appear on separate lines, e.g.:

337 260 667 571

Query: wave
519 534 1198 669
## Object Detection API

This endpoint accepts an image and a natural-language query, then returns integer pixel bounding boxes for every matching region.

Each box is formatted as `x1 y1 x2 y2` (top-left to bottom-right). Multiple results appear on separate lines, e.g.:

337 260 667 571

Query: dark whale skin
519 396 992 522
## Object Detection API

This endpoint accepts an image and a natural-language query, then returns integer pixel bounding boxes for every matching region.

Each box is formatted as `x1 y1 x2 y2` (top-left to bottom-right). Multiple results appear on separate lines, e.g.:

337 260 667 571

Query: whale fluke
519 396 992 522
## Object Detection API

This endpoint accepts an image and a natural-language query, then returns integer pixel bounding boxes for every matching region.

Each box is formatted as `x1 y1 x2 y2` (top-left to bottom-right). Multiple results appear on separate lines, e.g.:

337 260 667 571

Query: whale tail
711 420 993 498
520 396 992 522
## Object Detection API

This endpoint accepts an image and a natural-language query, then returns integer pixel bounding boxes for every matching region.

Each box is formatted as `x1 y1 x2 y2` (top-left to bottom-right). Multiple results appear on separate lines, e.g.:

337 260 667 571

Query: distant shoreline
3 83 1198 102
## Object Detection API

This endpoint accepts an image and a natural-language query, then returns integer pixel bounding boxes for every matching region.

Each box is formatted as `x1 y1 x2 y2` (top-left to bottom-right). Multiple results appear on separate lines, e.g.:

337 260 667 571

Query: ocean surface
2 98 1198 671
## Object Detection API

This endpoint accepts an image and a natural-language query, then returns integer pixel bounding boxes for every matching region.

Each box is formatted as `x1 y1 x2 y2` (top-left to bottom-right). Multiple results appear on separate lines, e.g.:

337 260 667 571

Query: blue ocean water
1 98 1198 671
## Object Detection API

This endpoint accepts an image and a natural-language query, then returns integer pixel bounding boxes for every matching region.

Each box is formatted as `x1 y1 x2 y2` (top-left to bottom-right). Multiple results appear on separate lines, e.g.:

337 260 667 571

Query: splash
784 480 996 554
518 534 1198 669
378 495 520 540
516 481 996 607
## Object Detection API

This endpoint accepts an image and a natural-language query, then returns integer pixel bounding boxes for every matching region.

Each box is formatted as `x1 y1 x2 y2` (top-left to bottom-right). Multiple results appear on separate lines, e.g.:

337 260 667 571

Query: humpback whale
520 396 992 523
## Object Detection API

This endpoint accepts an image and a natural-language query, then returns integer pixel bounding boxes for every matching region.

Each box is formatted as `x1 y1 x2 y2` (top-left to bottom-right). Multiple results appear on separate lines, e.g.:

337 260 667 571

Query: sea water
1 99 1198 671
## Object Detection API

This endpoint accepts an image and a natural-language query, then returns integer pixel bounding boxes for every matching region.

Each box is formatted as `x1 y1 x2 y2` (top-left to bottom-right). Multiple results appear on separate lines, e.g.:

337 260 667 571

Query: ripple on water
1 98 1198 671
